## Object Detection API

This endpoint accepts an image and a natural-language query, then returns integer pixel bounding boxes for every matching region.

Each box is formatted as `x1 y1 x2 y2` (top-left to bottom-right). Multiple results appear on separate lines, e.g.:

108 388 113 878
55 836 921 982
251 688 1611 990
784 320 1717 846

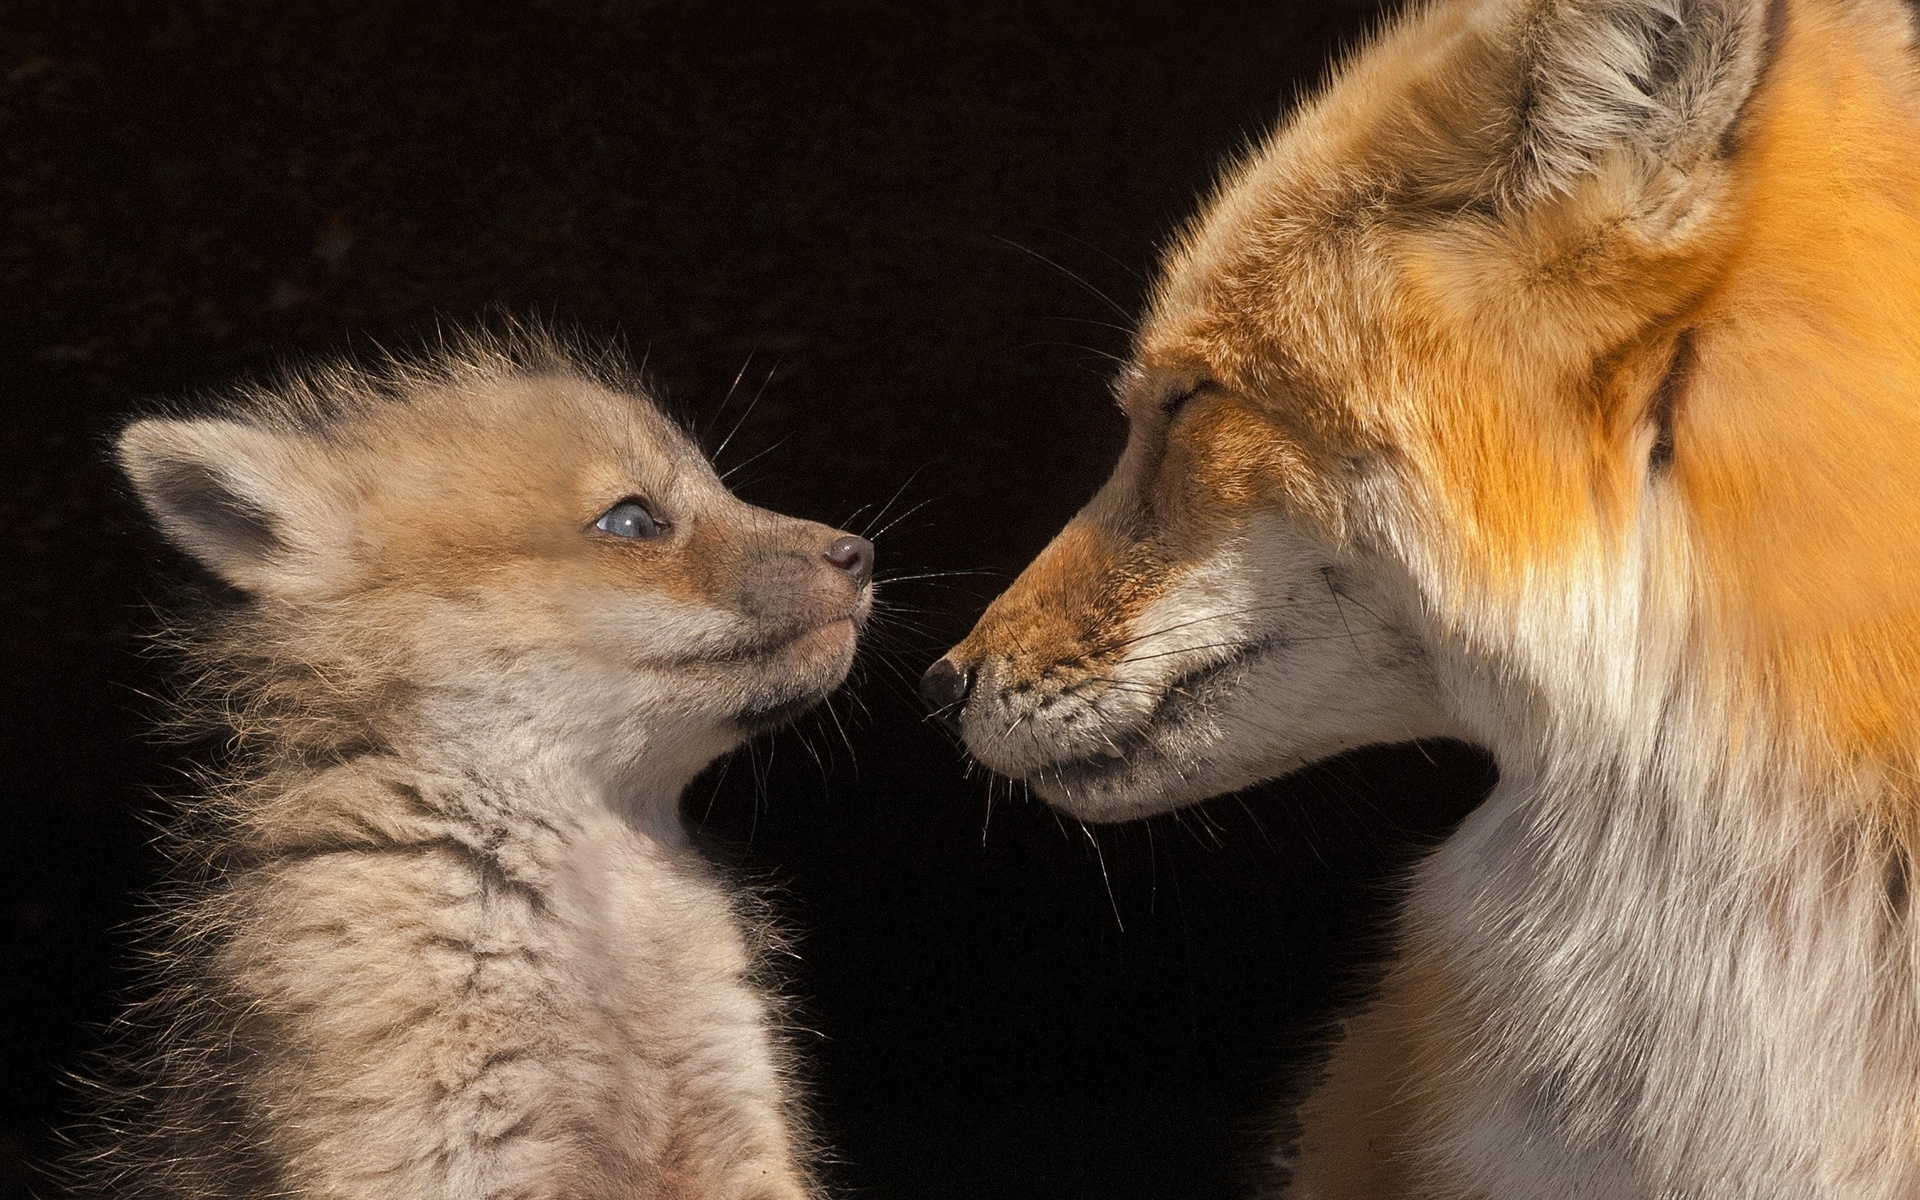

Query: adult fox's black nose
919 657 971 713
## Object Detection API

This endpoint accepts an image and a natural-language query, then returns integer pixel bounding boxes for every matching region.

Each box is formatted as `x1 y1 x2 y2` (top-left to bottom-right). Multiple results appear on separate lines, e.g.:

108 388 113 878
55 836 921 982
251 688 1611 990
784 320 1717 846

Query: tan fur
81 331 871 1199
937 0 1920 1194
1281 956 1468 1200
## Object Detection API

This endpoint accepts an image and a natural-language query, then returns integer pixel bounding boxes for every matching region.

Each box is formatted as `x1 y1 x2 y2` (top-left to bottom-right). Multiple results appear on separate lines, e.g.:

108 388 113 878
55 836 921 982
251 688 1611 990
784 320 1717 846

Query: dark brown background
0 2 1494 1196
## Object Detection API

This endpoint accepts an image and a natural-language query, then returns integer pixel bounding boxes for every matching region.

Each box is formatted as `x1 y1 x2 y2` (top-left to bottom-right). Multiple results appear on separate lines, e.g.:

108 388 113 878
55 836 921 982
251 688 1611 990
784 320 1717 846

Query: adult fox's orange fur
929 0 1920 1194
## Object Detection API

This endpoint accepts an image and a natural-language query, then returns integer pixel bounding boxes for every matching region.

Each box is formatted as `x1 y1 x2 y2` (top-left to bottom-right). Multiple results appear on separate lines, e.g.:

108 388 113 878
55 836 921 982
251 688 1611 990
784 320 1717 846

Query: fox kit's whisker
709 355 779 466
857 462 933 541
716 434 791 485
873 568 1006 583
705 350 756 440
865 495 938 544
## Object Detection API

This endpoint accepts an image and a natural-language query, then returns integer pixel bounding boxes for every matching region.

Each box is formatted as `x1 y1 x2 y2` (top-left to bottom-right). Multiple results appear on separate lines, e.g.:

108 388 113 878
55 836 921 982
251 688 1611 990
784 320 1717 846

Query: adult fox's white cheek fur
953 519 1458 822
933 0 1920 1194
77 330 871 1200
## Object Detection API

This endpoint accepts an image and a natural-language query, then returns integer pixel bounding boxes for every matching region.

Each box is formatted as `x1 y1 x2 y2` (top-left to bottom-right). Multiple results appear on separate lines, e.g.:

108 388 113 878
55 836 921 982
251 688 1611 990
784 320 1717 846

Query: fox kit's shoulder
85 330 873 1199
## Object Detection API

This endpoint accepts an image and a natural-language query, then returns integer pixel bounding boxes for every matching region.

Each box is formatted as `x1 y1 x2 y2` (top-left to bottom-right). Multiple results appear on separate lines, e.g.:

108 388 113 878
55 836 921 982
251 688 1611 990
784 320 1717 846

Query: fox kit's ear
1510 0 1776 206
116 417 346 596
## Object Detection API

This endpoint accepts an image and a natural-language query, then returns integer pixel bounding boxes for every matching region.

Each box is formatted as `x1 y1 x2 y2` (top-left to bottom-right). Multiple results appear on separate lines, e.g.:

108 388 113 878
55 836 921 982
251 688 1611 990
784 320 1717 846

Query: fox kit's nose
823 534 875 584
919 656 971 714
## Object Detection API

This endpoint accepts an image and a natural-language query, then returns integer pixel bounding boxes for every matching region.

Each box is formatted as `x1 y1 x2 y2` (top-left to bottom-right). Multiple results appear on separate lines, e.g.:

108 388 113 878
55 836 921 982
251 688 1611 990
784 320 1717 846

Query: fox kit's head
931 0 1920 820
118 337 874 800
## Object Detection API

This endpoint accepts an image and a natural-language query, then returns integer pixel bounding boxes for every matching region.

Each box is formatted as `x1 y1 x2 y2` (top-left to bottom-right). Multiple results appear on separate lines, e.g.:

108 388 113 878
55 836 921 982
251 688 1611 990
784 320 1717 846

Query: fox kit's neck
400 681 730 843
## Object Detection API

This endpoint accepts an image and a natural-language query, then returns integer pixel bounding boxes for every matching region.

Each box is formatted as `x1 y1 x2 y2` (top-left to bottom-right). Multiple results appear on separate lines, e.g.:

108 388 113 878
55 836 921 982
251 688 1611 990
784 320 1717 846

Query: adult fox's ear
116 417 348 597
1508 0 1777 205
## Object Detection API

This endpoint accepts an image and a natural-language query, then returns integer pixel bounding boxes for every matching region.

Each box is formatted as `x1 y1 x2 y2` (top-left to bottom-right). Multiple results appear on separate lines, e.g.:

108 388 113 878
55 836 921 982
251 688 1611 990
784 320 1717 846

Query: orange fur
938 0 1920 1192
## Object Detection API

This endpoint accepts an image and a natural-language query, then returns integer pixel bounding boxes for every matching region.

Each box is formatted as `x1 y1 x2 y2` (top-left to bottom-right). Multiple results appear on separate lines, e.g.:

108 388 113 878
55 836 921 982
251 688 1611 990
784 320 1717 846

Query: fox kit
927 0 1920 1195
87 333 872 1199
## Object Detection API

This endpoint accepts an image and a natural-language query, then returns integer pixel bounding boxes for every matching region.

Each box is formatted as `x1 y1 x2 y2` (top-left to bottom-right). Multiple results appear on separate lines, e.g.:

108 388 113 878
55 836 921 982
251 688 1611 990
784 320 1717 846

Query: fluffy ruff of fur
75 330 870 1199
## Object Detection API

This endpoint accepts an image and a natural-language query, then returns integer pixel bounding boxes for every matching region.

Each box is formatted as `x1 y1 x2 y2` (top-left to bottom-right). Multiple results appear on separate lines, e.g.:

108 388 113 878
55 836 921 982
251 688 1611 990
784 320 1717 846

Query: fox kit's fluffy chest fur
933 0 1920 1194
86 335 873 1199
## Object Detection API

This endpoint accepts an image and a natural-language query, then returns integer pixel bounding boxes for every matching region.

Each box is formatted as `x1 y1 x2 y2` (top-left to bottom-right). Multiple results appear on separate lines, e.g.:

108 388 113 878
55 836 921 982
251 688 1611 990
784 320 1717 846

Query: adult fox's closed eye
76 331 872 1199
931 0 1920 1195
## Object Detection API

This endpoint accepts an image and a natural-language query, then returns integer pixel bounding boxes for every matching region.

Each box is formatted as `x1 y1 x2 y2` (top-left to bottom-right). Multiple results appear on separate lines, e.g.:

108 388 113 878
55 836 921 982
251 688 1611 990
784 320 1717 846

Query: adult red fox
925 0 1920 1193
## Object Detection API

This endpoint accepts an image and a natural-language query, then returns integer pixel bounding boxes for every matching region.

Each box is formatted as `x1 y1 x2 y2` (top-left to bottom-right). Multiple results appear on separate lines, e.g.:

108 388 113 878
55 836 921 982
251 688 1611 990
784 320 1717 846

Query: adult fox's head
929 0 1920 820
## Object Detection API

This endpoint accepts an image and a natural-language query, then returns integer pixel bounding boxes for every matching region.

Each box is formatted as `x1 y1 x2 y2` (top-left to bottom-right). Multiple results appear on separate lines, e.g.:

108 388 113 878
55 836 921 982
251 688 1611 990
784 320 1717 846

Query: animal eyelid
1163 379 1215 416
591 495 672 537
1648 332 1693 473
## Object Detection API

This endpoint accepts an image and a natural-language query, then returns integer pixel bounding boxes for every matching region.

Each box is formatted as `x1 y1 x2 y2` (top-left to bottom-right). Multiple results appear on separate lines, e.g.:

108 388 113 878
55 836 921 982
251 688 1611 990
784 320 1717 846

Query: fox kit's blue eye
594 498 666 540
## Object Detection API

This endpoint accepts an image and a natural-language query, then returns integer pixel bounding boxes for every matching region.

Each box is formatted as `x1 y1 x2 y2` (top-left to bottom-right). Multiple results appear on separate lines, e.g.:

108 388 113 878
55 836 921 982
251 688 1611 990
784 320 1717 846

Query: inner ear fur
117 417 346 596
1495 1 1782 460
1507 0 1780 201
1402 0 1781 390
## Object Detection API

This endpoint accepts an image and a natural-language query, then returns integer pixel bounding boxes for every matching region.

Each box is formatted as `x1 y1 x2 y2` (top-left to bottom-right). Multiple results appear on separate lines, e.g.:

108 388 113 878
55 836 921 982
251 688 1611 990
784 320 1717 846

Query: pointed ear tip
114 416 158 451
113 419 178 489
112 417 248 513
114 416 263 476
114 414 198 461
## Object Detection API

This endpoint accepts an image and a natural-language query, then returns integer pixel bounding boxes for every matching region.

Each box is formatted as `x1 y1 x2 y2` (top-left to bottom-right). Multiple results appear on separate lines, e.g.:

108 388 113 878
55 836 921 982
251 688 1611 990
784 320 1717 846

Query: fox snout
714 520 873 736
731 524 875 649
918 518 1168 775
923 492 1450 821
